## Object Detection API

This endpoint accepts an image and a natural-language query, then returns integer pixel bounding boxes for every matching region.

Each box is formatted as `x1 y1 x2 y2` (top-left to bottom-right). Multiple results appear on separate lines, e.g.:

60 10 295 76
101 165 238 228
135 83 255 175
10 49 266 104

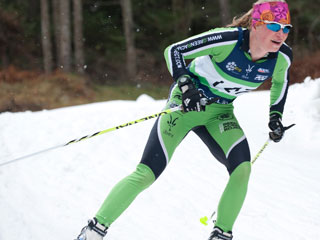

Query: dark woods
0 0 320 95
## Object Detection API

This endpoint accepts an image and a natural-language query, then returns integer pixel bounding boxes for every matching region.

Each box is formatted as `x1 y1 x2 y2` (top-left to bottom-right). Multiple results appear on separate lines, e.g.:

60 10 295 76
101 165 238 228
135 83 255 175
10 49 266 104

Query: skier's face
250 1 291 53
252 24 289 53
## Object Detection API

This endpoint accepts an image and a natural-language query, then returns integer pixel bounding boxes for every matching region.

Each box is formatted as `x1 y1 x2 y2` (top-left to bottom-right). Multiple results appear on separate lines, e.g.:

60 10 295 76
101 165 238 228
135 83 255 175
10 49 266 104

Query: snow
0 78 319 240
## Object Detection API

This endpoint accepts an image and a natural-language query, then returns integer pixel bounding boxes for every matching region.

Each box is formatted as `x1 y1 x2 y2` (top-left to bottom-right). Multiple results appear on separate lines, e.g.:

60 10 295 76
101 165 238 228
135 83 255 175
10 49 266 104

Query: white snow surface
0 77 319 240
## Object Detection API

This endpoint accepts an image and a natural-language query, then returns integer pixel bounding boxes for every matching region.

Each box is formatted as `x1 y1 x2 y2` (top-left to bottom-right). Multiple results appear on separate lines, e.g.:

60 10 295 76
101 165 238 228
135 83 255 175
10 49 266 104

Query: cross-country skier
75 0 292 239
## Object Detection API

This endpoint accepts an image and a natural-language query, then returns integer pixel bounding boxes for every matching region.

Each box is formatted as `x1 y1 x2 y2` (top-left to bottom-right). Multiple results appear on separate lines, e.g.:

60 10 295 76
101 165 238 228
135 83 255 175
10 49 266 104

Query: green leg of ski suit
96 85 251 232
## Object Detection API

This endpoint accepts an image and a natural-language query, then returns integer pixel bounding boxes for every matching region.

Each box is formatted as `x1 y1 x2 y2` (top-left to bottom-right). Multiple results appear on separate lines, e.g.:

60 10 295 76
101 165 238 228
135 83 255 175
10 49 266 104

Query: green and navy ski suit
95 27 292 232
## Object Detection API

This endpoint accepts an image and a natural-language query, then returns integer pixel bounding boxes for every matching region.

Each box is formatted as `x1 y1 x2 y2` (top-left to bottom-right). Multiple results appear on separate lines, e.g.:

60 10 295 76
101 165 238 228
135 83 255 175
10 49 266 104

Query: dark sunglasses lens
267 23 291 34
283 26 291 34
267 23 281 32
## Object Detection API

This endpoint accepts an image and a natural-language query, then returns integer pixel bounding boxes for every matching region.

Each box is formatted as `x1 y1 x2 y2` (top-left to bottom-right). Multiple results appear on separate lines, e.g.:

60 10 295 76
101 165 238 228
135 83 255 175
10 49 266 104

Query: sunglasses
254 19 292 34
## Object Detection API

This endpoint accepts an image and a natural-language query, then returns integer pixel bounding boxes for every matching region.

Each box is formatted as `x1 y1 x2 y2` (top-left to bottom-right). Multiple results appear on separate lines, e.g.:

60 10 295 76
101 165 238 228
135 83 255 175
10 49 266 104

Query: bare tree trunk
73 0 85 74
40 0 53 74
52 0 61 69
218 0 231 26
120 0 136 81
59 0 72 72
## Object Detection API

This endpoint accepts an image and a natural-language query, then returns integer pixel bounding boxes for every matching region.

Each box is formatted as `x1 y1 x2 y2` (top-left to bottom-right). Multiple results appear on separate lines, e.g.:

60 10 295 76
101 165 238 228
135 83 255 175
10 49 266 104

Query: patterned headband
252 1 291 27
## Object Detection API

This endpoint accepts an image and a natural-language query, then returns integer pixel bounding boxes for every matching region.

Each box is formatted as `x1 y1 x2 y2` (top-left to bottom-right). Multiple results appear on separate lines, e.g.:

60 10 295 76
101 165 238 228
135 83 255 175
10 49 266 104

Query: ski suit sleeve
269 44 293 118
164 28 239 81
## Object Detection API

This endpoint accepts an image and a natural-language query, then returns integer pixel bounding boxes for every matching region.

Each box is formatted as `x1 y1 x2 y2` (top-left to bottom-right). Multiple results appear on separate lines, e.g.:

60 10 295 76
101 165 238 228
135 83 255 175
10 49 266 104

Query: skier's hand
178 75 205 112
268 113 284 142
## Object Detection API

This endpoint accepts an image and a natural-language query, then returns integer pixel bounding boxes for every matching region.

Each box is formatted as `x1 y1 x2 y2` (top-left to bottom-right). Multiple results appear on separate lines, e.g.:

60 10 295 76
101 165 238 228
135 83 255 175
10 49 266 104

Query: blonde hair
226 0 287 29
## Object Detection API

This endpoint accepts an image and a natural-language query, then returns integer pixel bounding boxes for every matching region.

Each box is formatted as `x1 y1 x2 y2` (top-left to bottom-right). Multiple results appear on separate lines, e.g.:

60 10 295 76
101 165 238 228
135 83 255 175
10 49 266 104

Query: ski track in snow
0 78 319 240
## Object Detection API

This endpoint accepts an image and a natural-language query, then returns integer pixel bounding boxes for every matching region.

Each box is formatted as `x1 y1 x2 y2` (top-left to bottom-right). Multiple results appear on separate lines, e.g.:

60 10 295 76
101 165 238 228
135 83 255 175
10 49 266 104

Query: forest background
1 0 320 112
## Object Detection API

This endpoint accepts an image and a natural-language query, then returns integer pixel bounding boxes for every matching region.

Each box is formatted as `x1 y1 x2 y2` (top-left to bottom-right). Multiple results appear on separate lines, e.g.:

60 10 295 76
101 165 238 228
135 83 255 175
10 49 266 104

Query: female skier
75 0 292 239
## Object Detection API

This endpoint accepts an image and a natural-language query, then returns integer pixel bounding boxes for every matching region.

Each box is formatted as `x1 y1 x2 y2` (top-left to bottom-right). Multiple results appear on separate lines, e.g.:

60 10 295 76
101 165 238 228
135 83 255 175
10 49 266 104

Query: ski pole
251 138 270 165
250 124 293 165
199 139 271 226
0 105 182 168
0 97 220 168
200 123 296 226
251 123 295 165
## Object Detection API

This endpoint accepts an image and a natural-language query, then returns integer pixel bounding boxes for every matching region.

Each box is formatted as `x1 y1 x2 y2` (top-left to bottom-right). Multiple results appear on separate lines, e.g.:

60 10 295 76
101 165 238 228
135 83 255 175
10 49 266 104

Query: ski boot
208 226 233 240
75 218 108 240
